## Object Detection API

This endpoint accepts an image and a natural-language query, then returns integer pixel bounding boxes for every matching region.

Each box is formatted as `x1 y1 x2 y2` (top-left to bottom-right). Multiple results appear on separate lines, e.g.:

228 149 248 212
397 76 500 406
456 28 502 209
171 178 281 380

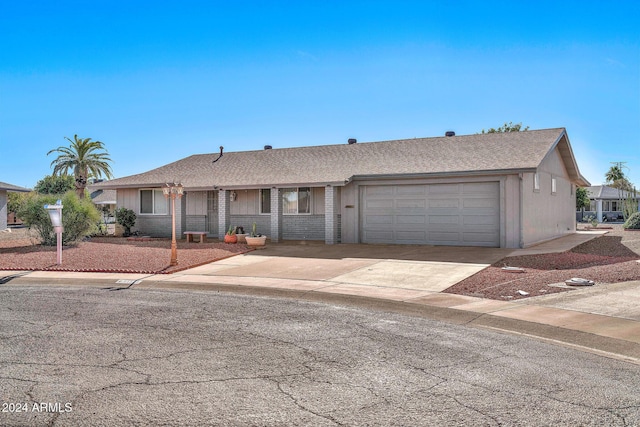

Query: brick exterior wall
218 190 230 240
135 215 172 237
186 215 207 233
324 186 338 244
270 188 282 242
283 215 325 240
230 215 270 237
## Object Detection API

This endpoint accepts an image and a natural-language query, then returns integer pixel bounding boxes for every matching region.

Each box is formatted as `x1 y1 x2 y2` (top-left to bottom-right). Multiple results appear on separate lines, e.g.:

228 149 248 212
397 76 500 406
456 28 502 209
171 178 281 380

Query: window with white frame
604 201 619 212
260 189 271 214
551 177 557 194
282 187 311 214
533 173 540 191
140 189 168 214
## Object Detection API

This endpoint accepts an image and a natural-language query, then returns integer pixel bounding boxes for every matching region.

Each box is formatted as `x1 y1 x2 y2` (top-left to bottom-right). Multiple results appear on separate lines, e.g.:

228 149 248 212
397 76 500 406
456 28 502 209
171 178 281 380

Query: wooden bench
183 231 207 243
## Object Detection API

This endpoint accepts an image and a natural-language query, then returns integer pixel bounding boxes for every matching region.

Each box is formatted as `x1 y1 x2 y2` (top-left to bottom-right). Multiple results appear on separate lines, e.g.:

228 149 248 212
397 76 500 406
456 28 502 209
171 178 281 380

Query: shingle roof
0 181 31 192
88 188 117 204
96 128 589 190
586 185 639 200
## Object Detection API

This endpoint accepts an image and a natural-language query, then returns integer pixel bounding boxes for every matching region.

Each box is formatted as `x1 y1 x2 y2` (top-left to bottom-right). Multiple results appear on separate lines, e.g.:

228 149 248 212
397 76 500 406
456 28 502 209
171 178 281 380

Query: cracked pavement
1 286 639 426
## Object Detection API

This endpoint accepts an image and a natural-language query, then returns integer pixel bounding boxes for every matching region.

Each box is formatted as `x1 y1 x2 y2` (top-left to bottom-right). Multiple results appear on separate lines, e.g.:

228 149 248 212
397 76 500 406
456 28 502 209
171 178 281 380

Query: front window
282 187 311 214
260 189 271 214
610 201 619 212
140 189 168 214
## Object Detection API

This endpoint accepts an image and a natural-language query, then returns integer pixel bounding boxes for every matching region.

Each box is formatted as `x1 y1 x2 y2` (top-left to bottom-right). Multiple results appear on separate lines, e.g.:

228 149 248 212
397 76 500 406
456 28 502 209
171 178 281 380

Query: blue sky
1 1 639 189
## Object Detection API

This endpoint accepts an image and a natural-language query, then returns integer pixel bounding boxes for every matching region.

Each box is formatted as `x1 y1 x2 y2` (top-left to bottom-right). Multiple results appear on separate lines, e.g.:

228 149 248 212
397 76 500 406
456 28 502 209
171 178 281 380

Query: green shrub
16 191 101 246
623 212 640 230
115 207 136 236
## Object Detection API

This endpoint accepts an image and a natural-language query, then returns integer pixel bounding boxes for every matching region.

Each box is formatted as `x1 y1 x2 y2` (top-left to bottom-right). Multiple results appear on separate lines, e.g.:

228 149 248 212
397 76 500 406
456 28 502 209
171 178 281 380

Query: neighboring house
88 185 117 235
88 186 117 218
94 128 589 248
577 185 640 222
0 181 31 230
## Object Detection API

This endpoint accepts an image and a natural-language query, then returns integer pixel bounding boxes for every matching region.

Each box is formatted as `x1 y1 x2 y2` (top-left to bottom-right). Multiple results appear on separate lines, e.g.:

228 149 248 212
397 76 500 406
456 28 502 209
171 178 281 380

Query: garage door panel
396 215 426 225
365 199 394 209
429 198 459 208
364 214 394 225
428 184 459 194
361 183 500 247
397 231 426 241
429 231 462 243
363 230 394 241
397 199 427 209
462 182 497 194
463 198 495 209
396 185 427 196
367 186 394 196
429 215 460 224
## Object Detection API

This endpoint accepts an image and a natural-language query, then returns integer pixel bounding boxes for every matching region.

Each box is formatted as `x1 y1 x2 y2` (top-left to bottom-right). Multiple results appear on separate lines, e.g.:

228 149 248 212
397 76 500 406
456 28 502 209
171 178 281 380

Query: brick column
270 188 282 243
218 189 230 240
325 186 339 244
175 194 186 237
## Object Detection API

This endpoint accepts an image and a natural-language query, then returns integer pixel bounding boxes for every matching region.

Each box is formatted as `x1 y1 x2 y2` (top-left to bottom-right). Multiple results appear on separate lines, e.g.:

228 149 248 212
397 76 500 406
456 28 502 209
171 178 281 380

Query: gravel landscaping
445 225 640 301
0 227 251 274
2 225 639 300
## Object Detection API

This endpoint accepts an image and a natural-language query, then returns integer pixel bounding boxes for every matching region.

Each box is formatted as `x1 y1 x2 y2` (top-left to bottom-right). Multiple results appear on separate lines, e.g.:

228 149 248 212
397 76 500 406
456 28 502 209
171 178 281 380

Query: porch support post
175 194 186 237
218 189 230 240
270 187 282 243
596 199 603 223
325 185 339 244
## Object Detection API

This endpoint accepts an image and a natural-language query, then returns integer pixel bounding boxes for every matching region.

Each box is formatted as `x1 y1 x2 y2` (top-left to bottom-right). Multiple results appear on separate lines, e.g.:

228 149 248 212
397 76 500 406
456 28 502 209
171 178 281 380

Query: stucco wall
502 175 521 248
0 190 7 230
521 148 576 247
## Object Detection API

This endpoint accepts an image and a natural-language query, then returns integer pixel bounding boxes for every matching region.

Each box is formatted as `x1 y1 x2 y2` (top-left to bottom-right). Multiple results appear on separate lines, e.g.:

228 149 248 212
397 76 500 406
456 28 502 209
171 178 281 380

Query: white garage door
361 182 500 247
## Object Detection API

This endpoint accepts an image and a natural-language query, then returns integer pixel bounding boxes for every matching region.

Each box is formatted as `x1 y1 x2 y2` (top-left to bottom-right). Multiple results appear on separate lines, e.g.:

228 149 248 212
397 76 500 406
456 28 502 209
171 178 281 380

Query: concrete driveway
166 243 512 296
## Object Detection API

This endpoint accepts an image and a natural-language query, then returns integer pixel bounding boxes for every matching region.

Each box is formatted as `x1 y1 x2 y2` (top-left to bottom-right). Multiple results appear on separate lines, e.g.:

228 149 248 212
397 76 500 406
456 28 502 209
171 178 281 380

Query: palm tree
47 135 114 198
605 165 625 185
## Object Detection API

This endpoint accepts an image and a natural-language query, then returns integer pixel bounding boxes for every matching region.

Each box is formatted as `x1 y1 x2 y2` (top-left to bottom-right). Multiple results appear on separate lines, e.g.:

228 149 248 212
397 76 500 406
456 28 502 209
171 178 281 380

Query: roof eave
542 129 590 186
350 168 537 181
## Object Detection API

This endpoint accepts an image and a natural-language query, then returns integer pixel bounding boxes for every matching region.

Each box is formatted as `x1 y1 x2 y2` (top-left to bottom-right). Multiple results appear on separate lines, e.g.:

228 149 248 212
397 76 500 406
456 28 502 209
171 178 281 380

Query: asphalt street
1 285 639 426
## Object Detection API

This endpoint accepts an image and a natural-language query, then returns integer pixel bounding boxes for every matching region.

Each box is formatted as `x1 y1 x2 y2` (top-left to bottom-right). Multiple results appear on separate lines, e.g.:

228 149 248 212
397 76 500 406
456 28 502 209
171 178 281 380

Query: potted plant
224 225 237 243
235 225 248 243
245 222 267 247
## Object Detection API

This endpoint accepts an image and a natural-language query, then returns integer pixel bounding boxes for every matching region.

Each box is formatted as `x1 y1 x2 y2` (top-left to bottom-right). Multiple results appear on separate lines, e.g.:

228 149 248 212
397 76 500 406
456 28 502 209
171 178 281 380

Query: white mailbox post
44 199 63 265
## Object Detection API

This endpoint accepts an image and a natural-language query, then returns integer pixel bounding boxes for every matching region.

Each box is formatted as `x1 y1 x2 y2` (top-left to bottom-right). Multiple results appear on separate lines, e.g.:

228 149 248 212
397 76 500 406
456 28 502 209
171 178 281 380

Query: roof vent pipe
445 131 455 137
212 146 224 163
264 145 272 150
348 138 357 144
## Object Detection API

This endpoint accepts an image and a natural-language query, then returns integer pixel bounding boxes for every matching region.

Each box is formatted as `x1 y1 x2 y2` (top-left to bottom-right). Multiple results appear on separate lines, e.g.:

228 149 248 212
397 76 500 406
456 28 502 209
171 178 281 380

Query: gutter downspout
519 173 524 248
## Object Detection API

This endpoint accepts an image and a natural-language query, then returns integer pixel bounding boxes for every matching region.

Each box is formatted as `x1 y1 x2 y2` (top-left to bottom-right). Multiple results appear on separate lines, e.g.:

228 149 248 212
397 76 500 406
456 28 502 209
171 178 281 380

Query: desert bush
115 207 136 236
623 212 640 230
17 191 101 245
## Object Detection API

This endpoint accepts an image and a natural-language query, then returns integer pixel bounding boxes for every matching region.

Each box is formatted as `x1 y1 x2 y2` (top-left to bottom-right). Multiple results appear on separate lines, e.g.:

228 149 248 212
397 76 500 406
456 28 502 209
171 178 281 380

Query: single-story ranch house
95 128 589 248
0 181 31 230
577 185 640 222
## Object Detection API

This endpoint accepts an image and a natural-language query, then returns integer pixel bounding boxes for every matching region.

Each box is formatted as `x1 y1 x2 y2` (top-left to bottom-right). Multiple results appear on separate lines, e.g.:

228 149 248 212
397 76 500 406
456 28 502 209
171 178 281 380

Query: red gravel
0 229 251 274
445 227 640 301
